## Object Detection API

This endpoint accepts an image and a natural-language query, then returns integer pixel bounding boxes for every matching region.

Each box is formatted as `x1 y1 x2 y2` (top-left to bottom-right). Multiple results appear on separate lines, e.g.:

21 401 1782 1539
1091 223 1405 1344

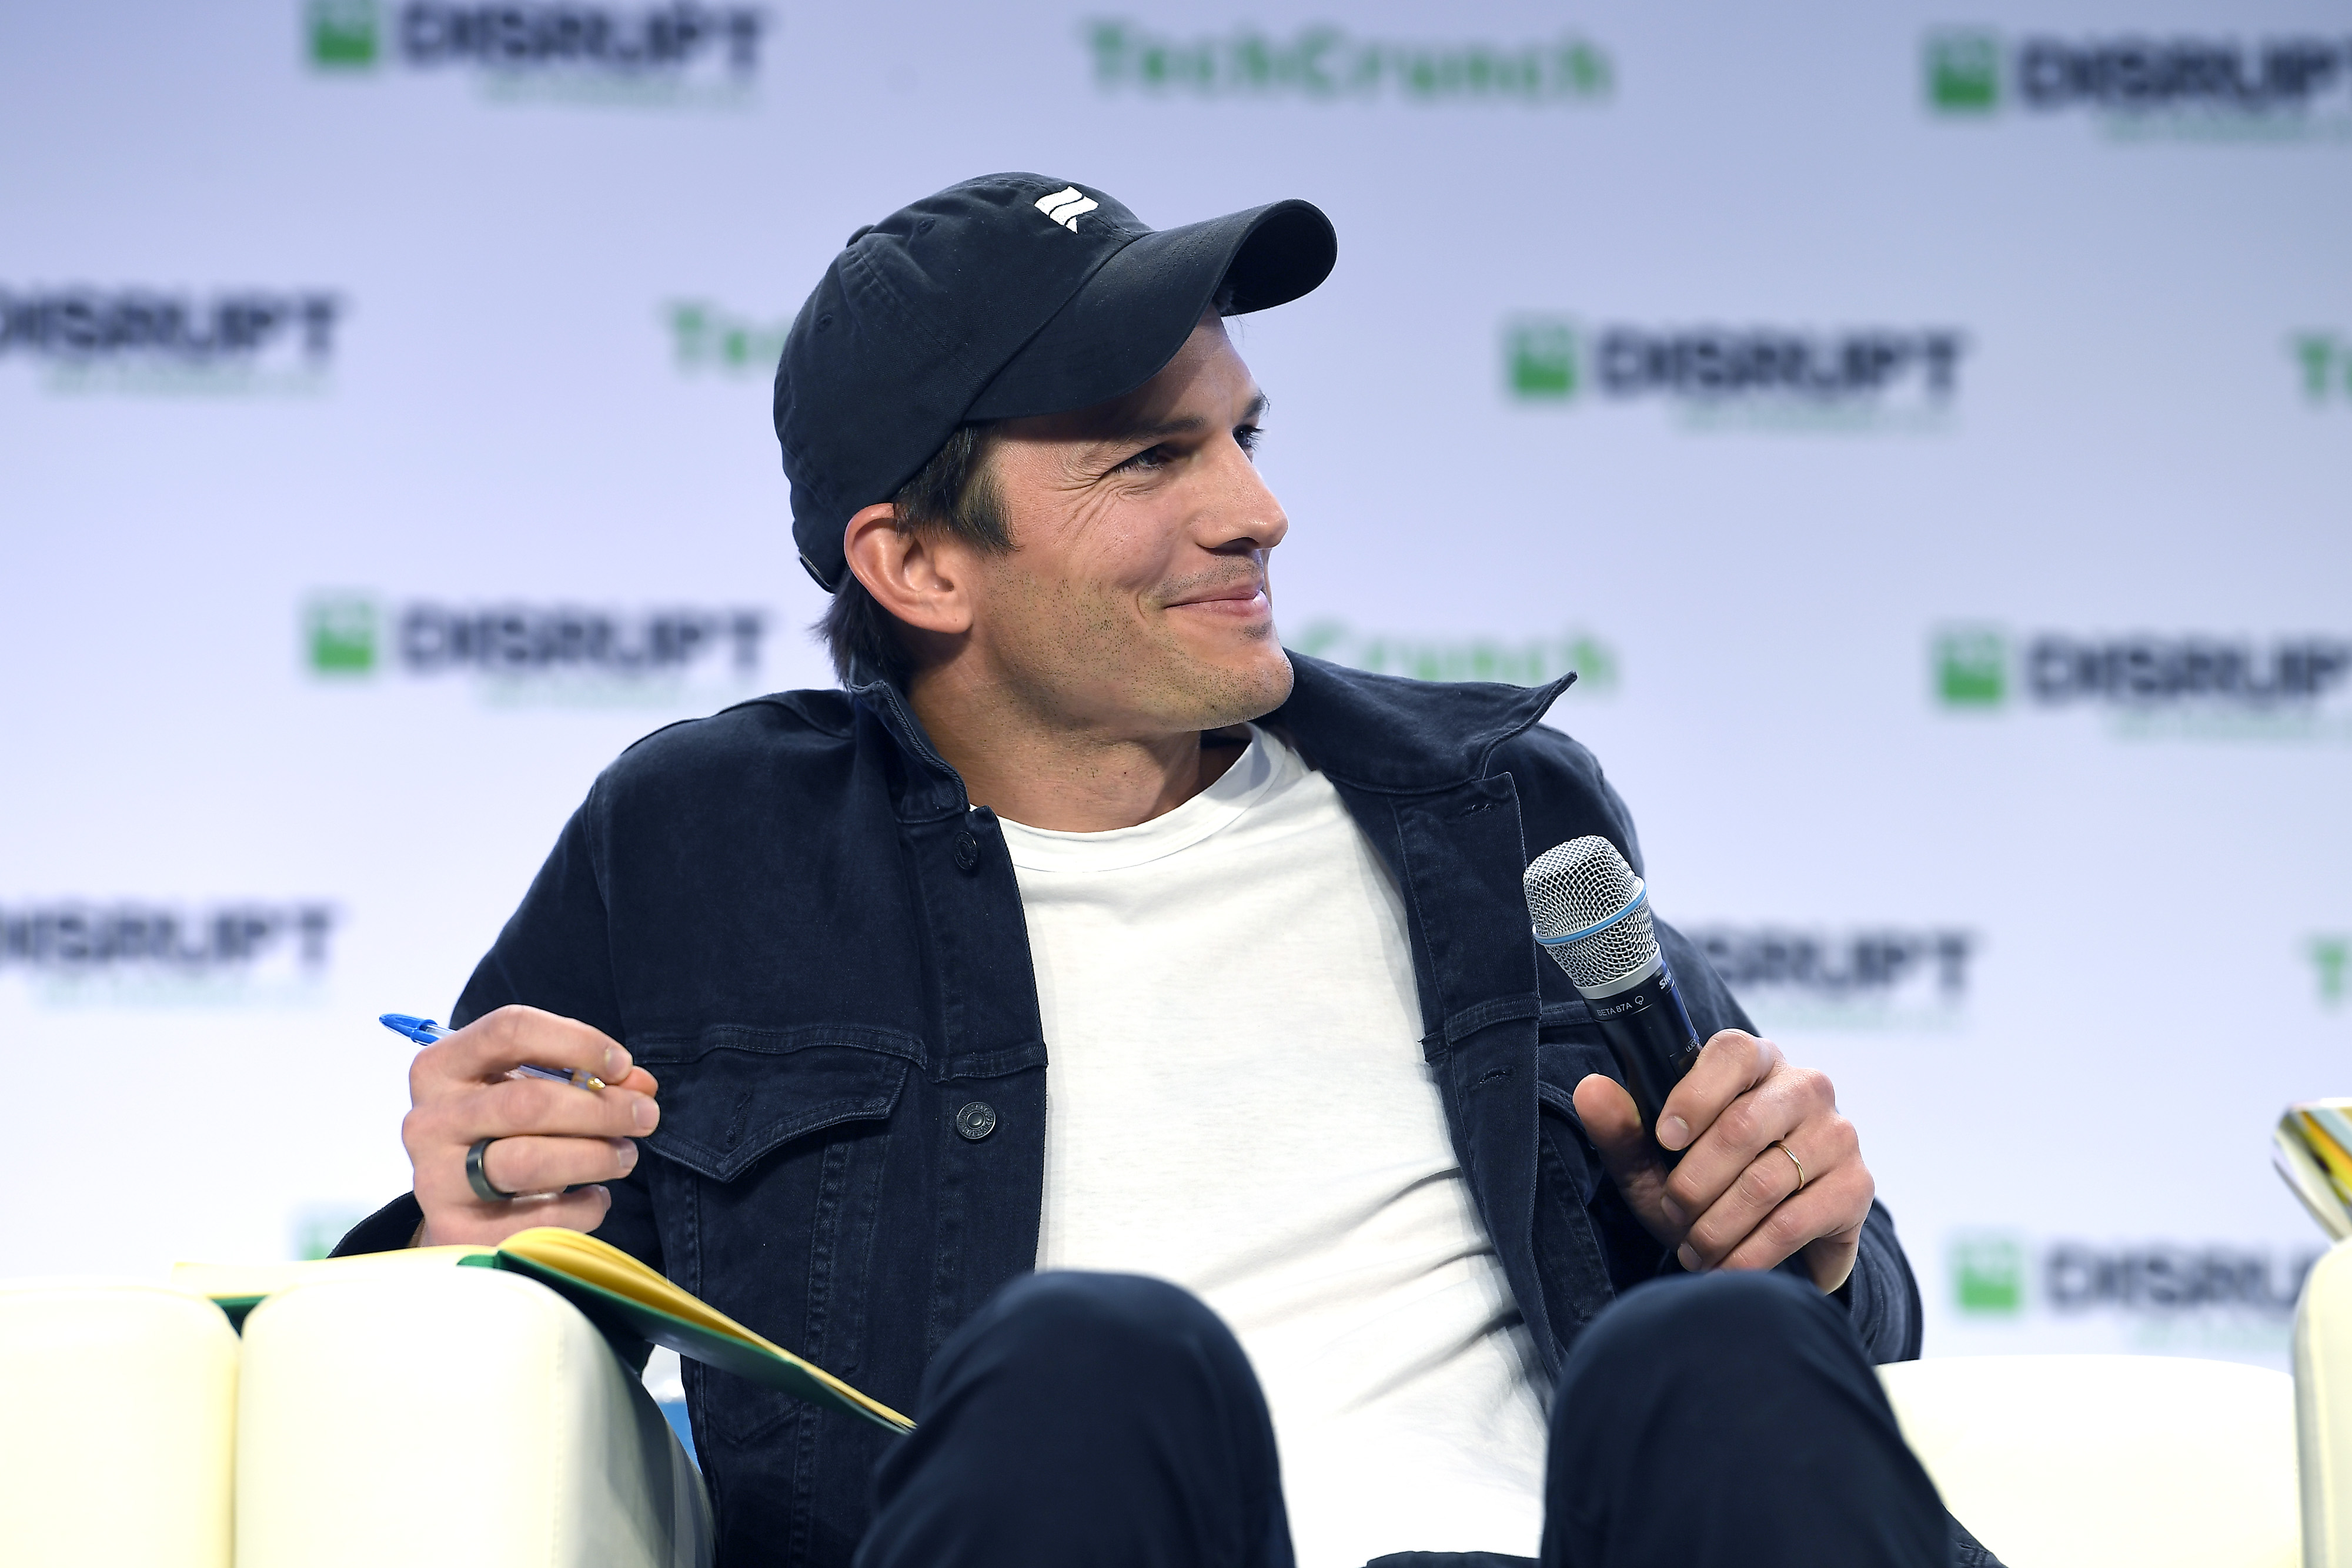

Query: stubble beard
995 576 1295 737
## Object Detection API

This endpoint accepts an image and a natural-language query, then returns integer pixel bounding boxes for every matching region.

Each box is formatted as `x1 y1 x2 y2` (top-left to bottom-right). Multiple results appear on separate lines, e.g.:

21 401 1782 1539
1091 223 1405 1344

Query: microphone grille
1524 835 1659 992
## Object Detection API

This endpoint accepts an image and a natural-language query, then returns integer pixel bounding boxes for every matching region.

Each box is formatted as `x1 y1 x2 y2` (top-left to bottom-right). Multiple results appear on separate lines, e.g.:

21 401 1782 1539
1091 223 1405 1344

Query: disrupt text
1 905 336 970
0 291 341 360
2028 635 2350 705
1596 329 1963 400
397 3 765 69
2045 1243 2320 1313
2017 38 2349 111
1692 928 1974 998
397 604 767 673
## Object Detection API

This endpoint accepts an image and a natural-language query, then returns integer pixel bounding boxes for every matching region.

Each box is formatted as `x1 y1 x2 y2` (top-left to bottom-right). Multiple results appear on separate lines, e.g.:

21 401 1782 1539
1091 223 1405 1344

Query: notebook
2273 1100 2352 1243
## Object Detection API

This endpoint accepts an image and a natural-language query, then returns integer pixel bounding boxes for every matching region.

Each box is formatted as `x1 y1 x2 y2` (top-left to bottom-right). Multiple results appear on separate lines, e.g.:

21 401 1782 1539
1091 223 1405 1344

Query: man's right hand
402 1004 660 1246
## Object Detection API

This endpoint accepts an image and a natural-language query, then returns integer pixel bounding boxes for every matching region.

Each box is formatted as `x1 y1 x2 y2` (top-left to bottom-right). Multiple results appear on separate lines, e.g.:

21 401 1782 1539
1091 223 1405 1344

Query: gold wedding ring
1773 1138 1807 1193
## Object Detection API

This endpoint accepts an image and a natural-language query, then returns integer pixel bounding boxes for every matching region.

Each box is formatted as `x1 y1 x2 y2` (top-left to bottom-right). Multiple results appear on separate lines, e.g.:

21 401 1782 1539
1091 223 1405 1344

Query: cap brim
967 198 1335 422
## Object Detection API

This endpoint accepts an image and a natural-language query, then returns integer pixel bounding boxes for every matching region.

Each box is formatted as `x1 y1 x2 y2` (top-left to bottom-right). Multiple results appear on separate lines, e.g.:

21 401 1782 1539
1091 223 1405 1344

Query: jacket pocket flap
633 1024 916 1182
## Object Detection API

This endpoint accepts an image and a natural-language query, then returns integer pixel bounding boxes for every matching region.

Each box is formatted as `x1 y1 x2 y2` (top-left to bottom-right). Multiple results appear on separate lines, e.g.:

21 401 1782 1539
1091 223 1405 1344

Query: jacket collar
846 659 969 820
848 649 1576 810
1271 653 1575 794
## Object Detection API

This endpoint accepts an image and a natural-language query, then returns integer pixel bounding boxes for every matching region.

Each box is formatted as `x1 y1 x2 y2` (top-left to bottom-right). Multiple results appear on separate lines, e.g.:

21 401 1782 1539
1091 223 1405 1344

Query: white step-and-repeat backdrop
4 0 2348 1370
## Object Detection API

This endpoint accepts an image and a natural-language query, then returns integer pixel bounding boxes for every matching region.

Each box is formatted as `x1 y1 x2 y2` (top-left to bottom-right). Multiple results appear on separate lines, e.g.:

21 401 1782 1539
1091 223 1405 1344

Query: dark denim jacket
340 653 1920 1567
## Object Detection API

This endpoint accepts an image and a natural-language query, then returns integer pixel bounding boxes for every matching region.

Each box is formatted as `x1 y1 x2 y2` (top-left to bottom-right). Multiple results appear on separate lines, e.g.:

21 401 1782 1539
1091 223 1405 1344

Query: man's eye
1113 446 1171 473
1234 423 1262 458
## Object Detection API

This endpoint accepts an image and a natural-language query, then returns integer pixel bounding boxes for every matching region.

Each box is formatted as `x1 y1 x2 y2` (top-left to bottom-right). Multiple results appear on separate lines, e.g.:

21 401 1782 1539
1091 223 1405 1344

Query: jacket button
954 1101 998 1141
953 831 980 872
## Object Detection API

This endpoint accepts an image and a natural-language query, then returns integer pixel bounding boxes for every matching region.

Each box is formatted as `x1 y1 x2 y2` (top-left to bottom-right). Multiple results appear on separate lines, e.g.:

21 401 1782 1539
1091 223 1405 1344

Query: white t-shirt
1001 726 1549 1568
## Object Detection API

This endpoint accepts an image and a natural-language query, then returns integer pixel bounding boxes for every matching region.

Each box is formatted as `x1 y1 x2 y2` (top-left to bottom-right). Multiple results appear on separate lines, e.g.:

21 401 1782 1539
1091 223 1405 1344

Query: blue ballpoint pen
379 1012 609 1090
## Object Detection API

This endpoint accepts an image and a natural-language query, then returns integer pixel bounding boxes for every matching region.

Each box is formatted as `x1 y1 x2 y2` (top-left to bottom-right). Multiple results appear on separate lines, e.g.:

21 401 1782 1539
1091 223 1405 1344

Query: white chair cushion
1880 1353 2298 1568
0 1281 239 1568
235 1265 711 1568
2296 1239 2352 1567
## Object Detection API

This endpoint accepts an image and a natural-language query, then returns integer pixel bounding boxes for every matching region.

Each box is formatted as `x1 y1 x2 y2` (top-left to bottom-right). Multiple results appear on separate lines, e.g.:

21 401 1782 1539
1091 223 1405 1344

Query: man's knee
968 1270 1228 1360
1586 1269 1838 1363
868 1272 1289 1568
936 1270 1252 1409
1559 1269 1872 1423
1545 1272 1950 1567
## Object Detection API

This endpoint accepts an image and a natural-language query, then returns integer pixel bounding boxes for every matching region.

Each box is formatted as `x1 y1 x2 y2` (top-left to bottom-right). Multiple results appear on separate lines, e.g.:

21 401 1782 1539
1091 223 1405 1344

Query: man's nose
1198 439 1287 553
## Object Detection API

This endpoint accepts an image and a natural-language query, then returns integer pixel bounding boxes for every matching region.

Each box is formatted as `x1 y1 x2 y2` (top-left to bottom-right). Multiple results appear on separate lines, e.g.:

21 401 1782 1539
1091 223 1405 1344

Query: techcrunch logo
2292 333 2352 404
1925 30 2352 141
1505 317 1965 432
305 594 769 707
666 299 787 376
0 287 342 396
1950 1234 2321 1321
306 0 767 104
1690 926 1974 1031
1933 626 2352 740
2 902 337 1005
1292 620 1618 694
1084 19 1610 105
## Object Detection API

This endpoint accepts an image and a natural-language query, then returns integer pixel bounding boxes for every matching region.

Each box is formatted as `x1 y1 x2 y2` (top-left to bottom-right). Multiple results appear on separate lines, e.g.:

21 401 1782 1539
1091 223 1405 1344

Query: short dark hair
816 422 1008 686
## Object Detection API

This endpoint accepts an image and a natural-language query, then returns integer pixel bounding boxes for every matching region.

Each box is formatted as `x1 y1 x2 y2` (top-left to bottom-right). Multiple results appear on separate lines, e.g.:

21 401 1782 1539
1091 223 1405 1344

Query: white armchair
0 1266 710 1568
1880 1353 2298 1568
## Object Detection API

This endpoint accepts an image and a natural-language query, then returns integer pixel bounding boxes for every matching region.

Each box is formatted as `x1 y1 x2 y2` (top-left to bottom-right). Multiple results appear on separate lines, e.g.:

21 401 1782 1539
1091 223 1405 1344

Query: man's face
958 314 1294 735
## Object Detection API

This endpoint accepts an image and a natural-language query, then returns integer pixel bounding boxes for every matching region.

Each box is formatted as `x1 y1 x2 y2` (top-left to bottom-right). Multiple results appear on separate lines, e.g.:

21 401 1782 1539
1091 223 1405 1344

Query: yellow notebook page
497 1228 913 1430
2298 1109 2352 1201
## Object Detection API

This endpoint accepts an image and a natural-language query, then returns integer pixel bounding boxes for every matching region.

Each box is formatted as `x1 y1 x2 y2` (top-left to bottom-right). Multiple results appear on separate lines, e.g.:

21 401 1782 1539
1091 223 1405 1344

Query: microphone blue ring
1532 879 1648 948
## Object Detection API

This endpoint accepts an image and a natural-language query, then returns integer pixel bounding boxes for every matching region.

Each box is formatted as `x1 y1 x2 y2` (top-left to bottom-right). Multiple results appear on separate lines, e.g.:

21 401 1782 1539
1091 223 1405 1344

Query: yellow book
172 1227 913 1435
2298 1108 2352 1203
2275 1101 2352 1242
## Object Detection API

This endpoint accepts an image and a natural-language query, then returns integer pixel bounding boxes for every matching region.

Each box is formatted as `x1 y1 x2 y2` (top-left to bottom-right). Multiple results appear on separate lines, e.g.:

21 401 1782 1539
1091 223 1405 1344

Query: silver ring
466 1137 516 1202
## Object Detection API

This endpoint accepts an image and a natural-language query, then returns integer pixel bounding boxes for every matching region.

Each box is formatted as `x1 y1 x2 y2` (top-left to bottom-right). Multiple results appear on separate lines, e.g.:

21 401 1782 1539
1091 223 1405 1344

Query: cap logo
1033 187 1100 232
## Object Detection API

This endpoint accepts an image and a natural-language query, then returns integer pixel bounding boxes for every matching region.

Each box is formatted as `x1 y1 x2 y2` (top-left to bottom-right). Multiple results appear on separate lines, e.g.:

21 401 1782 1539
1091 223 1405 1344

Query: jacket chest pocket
634 1025 917 1445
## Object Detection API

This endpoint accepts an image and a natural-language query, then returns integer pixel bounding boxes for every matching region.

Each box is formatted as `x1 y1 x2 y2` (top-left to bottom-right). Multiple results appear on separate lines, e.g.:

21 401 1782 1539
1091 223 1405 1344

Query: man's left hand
1572 1030 1872 1292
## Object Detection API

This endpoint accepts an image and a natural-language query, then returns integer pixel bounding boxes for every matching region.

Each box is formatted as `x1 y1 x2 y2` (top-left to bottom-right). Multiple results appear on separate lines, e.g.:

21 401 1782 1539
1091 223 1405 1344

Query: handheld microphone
1523 835 1705 1152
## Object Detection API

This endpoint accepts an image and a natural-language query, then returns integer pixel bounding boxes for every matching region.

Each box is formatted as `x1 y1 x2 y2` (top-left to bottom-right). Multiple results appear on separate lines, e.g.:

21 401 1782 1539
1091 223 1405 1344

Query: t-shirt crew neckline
995 726 1287 873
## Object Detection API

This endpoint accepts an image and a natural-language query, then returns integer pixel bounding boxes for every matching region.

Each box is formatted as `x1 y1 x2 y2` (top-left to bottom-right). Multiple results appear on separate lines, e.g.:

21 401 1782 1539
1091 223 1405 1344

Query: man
342 176 1986 1567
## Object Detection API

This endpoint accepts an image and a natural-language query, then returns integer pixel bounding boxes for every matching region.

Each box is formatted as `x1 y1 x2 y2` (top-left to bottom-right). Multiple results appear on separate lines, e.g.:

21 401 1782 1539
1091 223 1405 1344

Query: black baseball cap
773 173 1337 591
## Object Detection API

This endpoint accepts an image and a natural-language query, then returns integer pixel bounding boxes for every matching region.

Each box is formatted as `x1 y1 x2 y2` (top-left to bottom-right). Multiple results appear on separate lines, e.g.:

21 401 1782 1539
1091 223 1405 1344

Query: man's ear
842 503 975 637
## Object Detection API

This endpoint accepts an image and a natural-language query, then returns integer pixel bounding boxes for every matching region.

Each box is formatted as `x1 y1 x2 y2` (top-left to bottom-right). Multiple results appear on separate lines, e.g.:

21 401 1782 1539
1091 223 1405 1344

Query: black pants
854 1269 1988 1568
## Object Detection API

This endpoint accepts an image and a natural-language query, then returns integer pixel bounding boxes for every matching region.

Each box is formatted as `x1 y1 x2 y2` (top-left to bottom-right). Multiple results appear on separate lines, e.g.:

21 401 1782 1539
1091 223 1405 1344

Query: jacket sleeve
333 781 662 1273
1833 1201 1924 1362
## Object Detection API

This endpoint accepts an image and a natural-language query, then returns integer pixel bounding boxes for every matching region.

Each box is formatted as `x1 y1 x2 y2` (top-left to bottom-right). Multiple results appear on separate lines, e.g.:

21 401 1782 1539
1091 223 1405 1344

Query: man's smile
1161 571 1271 623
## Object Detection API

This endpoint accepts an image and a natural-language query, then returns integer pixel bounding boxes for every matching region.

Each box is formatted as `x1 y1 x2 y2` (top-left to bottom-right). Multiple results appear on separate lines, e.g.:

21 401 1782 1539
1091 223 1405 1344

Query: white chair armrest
0 1281 239 1568
2296 1239 2352 1567
235 1265 711 1568
1879 1353 2297 1568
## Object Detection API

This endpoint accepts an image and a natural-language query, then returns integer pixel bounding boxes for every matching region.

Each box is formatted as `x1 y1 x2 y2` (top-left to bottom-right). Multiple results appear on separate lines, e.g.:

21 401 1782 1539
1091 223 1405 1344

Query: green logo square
1926 32 2000 113
291 1207 367 1261
308 0 379 69
1934 627 2006 707
1508 320 1579 400
306 595 377 674
2315 937 2350 1007
1952 1235 2025 1315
